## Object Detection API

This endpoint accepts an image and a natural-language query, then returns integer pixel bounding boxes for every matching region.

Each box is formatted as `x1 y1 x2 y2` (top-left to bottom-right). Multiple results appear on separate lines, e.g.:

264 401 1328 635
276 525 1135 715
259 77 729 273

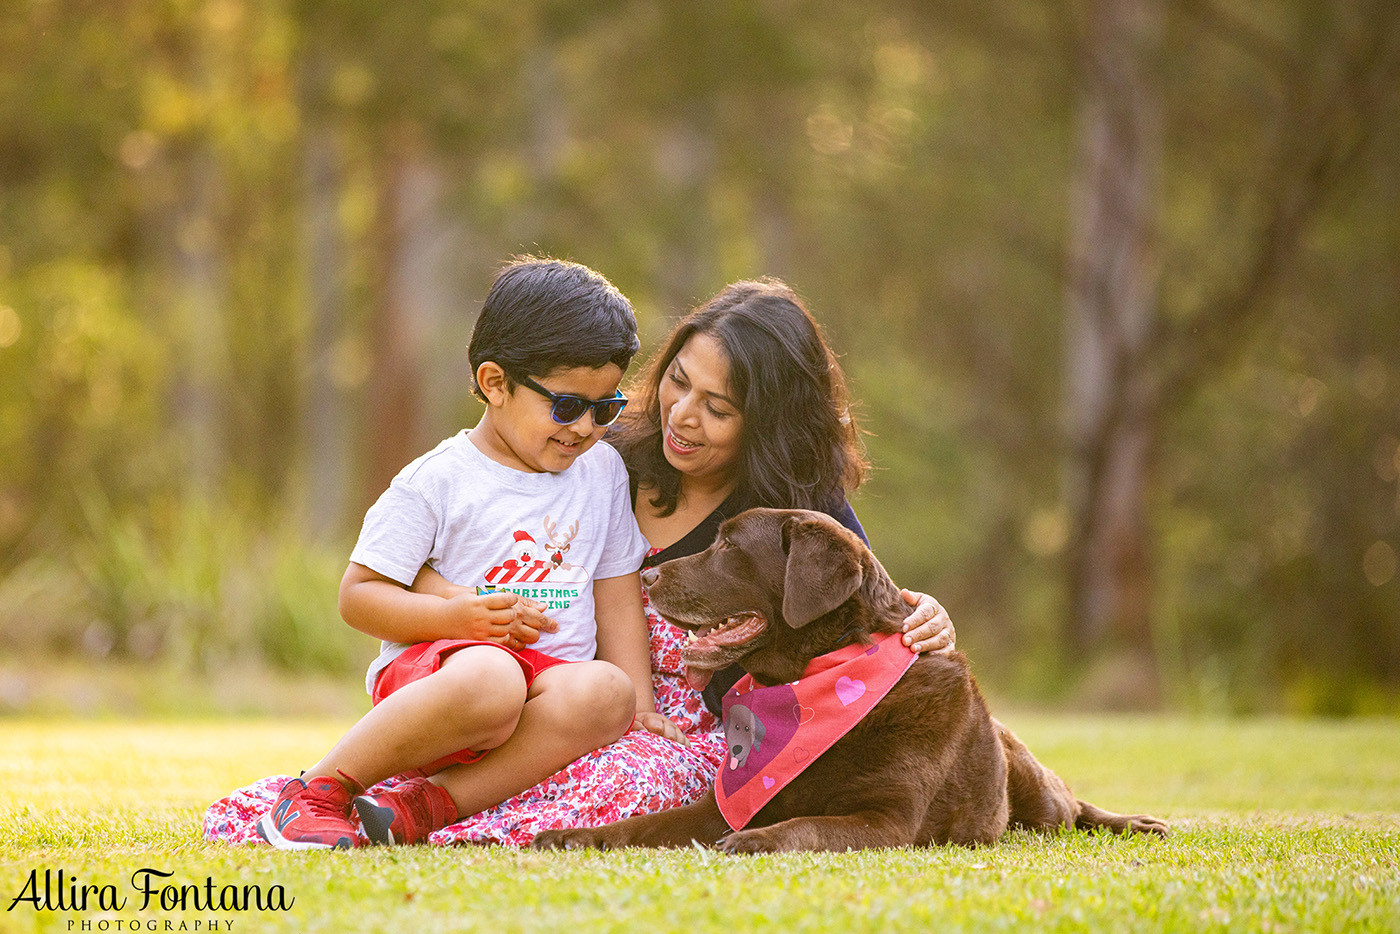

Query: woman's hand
898 589 955 655
631 711 689 746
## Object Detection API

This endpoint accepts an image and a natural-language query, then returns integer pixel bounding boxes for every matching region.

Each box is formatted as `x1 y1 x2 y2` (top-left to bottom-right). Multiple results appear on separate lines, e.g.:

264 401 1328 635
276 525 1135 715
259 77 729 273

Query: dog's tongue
684 666 714 692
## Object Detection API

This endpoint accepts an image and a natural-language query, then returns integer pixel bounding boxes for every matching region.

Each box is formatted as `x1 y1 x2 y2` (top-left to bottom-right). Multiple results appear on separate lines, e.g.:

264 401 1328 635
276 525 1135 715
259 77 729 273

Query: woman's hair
613 278 868 516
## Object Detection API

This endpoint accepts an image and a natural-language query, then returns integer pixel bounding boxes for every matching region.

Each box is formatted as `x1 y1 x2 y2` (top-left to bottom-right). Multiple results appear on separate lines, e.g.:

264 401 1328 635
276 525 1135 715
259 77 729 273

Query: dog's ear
781 515 863 627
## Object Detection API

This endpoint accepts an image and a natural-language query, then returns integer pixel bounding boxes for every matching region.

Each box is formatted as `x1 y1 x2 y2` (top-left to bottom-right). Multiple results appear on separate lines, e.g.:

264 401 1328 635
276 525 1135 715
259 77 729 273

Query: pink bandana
715 631 918 831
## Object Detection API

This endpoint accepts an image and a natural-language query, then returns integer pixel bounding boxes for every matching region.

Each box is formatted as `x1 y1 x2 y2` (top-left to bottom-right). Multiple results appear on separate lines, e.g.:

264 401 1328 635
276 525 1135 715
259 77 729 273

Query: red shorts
371 639 573 775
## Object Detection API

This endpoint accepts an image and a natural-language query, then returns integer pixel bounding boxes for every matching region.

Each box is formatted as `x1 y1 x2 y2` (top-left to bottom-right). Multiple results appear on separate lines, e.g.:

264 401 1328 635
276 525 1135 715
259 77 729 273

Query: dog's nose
641 567 659 587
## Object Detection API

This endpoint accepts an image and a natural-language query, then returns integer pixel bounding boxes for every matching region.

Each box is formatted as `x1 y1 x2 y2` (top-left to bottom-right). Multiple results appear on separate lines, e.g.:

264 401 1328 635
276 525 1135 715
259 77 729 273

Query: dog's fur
533 508 1168 854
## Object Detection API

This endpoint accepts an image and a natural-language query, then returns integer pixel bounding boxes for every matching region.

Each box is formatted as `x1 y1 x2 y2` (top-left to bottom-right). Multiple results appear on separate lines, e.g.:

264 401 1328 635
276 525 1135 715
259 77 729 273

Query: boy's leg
304 645 529 789
260 645 530 850
426 660 635 819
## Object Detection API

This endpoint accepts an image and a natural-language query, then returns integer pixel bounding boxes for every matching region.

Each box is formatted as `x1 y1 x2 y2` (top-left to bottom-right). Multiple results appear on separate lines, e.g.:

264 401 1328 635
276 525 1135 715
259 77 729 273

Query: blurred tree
364 122 435 505
1063 0 1163 703
1 0 1396 709
1061 0 1400 704
1152 0 1400 711
297 51 353 539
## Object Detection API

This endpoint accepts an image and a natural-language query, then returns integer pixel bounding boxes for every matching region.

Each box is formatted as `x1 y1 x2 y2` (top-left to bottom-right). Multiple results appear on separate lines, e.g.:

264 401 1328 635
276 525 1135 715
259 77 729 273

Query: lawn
2 715 1397 933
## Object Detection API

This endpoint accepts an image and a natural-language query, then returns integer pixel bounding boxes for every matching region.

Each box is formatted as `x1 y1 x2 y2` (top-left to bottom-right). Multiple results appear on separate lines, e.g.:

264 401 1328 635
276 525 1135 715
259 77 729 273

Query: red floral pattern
203 567 725 847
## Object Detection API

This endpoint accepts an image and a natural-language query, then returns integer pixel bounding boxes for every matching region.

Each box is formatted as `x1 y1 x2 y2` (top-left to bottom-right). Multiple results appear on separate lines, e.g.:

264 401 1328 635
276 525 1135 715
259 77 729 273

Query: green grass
2 716 1398 933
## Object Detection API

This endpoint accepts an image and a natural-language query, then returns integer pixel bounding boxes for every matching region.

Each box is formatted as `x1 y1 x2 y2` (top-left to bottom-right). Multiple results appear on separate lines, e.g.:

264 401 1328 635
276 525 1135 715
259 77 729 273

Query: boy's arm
403 565 559 646
592 571 687 745
340 562 526 645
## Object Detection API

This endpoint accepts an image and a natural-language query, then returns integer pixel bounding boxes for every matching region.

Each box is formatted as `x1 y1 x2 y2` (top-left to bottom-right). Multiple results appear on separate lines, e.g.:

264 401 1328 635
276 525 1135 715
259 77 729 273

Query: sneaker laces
298 769 363 816
335 769 365 795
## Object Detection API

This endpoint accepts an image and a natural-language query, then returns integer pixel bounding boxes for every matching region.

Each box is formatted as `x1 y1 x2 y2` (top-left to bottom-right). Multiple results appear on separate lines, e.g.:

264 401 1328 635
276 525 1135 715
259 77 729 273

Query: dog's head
644 508 903 688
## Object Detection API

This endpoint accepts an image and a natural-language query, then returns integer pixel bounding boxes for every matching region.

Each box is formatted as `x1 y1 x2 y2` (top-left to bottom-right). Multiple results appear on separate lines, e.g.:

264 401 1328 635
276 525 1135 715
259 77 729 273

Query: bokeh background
1 0 1397 718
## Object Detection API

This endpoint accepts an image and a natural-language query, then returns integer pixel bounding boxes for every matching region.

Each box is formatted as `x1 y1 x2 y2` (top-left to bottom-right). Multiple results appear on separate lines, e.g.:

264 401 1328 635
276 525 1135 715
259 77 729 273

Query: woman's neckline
637 480 733 544
639 487 751 563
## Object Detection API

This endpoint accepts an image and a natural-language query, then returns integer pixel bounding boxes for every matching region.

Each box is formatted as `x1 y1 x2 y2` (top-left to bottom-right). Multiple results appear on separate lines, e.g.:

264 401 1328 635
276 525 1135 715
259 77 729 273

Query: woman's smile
664 426 702 455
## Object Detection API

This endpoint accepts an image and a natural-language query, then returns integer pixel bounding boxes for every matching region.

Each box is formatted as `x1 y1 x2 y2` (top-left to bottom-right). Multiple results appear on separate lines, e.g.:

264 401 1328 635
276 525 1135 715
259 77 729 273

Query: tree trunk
168 145 228 498
653 111 718 318
299 110 352 539
363 123 456 508
1063 0 1163 705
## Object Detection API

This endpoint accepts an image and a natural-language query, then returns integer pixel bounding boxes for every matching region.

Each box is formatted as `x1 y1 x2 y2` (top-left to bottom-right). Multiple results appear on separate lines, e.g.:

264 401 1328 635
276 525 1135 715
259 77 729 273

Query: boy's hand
439 590 536 644
631 711 689 746
504 596 559 650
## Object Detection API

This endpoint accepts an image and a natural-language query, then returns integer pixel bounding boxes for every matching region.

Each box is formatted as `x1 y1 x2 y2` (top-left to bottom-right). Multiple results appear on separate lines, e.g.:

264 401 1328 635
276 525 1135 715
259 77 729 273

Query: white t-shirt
350 431 650 693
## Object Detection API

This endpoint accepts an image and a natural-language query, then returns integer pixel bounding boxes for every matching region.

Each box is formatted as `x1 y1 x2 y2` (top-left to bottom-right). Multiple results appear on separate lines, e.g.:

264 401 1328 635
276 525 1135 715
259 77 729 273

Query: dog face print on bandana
715 630 919 831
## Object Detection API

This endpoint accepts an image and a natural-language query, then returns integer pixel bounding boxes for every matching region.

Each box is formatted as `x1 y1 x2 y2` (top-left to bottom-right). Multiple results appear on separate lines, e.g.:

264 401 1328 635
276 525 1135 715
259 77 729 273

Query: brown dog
533 508 1168 853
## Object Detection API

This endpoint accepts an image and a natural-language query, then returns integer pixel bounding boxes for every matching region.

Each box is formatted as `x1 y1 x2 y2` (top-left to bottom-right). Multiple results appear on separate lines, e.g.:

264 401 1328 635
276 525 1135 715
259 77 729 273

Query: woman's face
658 332 745 487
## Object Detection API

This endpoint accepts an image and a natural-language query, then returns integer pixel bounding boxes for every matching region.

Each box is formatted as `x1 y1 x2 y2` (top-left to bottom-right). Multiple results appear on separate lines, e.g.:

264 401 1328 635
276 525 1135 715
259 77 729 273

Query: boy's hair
468 257 640 398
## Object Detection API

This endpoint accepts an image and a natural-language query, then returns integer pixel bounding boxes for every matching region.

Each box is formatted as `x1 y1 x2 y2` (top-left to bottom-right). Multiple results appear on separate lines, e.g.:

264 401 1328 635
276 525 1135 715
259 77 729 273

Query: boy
257 258 682 849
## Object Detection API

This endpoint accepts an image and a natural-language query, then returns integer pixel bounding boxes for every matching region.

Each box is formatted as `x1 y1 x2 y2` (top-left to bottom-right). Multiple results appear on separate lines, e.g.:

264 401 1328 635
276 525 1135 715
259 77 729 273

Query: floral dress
202 557 726 847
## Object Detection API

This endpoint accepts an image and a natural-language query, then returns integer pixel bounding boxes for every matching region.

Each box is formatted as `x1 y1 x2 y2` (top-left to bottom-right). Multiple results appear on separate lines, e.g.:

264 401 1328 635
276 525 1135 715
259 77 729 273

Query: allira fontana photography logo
8 867 295 929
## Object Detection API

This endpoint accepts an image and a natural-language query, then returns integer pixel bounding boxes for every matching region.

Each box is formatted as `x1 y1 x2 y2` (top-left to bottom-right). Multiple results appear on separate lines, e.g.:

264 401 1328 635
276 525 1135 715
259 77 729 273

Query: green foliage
0 261 169 560
0 0 1396 710
0 491 368 681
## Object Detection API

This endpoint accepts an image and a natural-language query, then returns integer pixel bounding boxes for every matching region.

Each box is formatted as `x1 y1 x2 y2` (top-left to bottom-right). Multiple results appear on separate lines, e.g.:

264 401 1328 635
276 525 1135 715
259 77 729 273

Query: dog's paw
714 829 777 855
530 828 616 851
1127 815 1170 838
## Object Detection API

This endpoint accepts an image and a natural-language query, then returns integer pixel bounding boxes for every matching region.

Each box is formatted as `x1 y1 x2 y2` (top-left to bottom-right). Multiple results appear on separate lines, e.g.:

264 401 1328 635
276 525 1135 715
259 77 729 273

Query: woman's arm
381 564 560 648
593 571 687 745
405 564 468 600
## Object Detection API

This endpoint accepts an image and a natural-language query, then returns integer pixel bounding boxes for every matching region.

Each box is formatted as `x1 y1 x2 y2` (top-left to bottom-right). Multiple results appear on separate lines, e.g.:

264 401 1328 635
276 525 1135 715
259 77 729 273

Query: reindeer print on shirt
544 517 578 572
483 516 591 609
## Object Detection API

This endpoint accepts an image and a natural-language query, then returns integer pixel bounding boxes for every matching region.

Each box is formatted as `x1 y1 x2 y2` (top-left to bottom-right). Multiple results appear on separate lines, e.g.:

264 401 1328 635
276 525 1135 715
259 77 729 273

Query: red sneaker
256 776 359 850
353 777 458 845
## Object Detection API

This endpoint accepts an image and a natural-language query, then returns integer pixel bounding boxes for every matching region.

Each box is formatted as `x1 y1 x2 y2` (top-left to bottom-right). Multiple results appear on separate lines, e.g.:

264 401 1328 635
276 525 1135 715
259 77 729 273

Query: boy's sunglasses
513 372 629 427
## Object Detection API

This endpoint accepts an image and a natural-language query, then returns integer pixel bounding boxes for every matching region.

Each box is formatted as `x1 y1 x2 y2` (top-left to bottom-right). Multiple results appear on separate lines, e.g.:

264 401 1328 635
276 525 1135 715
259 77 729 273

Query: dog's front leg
531 789 732 850
717 810 919 854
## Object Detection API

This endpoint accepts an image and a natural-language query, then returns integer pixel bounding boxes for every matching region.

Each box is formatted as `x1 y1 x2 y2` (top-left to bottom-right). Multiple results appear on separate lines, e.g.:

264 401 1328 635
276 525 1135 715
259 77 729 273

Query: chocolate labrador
533 508 1168 854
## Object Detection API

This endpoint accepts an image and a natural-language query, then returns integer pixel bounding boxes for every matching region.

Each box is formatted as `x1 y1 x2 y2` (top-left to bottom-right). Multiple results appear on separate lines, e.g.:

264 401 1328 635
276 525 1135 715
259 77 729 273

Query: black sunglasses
513 373 628 426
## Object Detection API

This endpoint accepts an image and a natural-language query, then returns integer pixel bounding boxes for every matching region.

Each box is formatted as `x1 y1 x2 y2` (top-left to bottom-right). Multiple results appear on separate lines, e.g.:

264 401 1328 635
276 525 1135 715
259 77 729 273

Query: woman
614 279 950 708
204 279 953 846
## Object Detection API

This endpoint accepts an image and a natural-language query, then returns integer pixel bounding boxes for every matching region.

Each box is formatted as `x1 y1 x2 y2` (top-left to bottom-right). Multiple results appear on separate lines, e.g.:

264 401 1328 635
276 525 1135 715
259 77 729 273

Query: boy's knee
552 662 635 740
437 648 528 743
581 661 636 710
586 662 637 741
